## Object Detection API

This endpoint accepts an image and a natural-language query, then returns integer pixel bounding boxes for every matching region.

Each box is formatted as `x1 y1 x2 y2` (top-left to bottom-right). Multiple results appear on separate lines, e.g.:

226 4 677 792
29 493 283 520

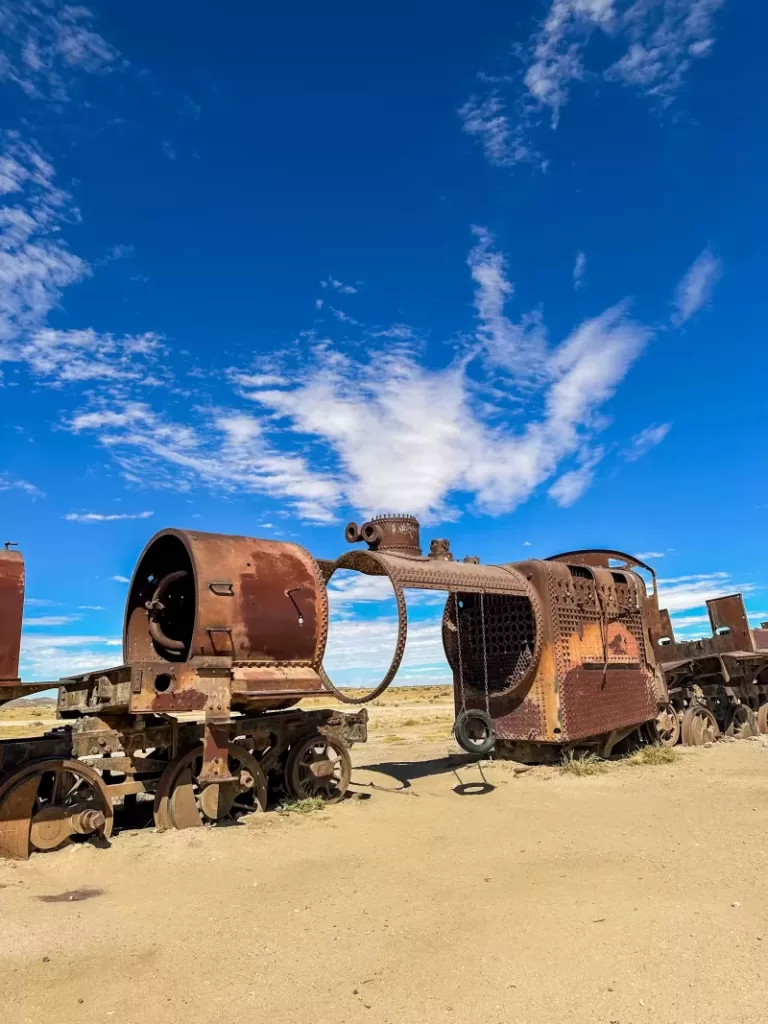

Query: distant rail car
648 593 768 746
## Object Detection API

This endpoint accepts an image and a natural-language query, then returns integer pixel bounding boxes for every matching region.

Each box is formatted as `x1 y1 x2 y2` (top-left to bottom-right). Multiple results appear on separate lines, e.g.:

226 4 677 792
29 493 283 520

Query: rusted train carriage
330 523 664 761
647 592 768 745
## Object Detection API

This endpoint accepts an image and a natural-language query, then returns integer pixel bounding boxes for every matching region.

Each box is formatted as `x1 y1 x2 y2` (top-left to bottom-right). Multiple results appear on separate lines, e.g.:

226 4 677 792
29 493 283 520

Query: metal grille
455 593 536 693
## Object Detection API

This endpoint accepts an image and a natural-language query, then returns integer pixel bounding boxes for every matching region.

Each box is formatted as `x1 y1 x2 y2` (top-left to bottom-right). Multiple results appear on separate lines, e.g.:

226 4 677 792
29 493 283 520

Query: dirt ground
2 689 768 1024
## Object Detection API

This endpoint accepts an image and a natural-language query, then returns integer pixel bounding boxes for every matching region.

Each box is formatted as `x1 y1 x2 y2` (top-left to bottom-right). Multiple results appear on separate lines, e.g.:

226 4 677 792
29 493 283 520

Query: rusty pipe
145 570 189 652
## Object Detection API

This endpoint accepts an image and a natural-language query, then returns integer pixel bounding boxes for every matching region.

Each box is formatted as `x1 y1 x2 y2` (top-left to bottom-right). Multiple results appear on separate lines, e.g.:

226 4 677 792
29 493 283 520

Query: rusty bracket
198 720 236 785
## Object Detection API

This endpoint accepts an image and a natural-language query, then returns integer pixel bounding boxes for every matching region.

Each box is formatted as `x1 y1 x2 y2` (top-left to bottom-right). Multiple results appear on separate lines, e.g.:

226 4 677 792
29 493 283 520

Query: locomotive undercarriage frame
656 667 768 746
0 705 367 859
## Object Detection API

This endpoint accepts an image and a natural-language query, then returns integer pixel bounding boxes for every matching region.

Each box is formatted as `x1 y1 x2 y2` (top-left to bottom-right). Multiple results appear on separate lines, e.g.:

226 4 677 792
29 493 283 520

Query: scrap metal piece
0 543 25 706
322 541 541 704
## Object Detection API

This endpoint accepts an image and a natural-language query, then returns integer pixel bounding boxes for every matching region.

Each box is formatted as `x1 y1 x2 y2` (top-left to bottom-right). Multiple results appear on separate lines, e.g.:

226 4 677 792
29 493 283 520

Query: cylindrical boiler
124 529 328 671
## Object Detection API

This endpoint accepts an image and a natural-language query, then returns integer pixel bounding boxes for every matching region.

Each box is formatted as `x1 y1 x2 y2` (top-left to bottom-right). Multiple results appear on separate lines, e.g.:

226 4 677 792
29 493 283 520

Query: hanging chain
593 581 609 690
454 592 467 714
479 592 491 715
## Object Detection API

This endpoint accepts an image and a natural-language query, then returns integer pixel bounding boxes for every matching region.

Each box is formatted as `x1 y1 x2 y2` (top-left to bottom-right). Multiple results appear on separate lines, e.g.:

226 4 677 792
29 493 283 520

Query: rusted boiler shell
124 529 328 668
0 547 24 683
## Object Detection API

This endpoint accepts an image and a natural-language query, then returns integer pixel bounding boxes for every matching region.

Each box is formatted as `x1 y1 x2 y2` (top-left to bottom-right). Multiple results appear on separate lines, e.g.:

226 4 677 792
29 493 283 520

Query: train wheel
681 706 719 747
285 732 351 805
153 744 267 830
725 705 759 739
655 704 680 747
0 759 113 860
757 705 768 735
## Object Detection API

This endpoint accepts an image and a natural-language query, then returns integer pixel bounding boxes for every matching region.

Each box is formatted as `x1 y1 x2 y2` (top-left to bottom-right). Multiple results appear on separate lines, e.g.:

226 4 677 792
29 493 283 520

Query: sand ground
2 689 768 1024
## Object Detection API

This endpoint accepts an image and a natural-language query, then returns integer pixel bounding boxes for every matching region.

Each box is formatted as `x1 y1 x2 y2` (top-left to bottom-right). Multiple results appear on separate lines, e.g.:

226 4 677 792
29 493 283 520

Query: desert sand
2 687 768 1024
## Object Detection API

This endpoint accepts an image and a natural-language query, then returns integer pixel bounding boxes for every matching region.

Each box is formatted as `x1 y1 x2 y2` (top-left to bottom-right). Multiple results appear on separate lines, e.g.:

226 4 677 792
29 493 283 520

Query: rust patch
0 545 24 686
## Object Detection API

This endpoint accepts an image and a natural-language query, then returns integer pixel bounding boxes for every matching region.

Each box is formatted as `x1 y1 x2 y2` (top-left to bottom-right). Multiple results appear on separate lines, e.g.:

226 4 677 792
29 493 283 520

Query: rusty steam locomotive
2 514 764 859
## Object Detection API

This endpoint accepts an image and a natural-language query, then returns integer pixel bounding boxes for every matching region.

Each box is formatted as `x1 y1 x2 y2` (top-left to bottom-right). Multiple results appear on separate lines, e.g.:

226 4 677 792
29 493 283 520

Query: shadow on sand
350 753 496 796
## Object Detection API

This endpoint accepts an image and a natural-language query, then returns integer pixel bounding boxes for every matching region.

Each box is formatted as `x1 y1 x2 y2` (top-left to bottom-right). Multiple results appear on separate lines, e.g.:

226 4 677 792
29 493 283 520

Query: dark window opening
568 565 593 580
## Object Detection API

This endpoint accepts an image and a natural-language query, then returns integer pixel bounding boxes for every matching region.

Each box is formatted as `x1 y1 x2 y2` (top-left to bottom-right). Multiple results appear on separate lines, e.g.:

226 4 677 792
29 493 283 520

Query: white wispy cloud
328 306 361 326
548 447 604 507
368 324 415 340
111 575 130 583
468 226 548 382
623 422 671 461
65 510 154 522
458 94 534 167
78 605 104 610
461 1 726 167
0 136 88 352
606 0 725 102
573 251 586 288
658 572 754 613
69 404 339 524
19 633 121 681
0 134 166 392
23 614 79 626
0 0 119 102
0 472 43 496
10 327 165 385
324 612 450 688
321 277 357 294
673 247 721 324
67 229 652 521
327 572 444 609
636 550 664 560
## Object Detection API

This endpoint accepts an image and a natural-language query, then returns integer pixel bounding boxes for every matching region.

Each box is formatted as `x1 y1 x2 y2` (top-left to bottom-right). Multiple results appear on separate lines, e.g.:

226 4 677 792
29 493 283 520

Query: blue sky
1 0 766 686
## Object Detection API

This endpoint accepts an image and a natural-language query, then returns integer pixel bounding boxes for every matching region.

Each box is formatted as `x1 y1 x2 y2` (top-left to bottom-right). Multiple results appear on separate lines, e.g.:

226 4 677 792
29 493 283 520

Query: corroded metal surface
328 533 658 745
442 552 658 745
323 542 541 704
346 514 423 556
124 529 327 669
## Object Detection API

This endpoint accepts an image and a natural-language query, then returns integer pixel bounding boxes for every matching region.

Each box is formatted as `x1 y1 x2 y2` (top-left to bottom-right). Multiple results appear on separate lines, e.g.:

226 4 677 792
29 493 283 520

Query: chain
479 592 491 715
454 592 467 714
593 581 609 690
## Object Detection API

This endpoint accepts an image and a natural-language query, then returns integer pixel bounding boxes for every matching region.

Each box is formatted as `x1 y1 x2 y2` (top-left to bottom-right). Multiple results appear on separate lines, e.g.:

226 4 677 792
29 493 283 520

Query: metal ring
319 556 407 705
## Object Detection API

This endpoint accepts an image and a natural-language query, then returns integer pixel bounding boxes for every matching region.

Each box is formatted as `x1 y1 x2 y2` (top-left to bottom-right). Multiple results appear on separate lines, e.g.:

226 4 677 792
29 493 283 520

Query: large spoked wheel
0 759 113 860
655 703 681 747
285 732 351 805
154 743 267 830
758 704 768 735
725 705 759 739
681 706 719 747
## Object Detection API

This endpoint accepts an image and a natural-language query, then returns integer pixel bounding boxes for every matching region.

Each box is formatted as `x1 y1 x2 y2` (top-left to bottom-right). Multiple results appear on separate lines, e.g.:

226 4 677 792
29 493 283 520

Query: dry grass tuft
623 744 680 767
559 751 608 777
279 797 326 815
